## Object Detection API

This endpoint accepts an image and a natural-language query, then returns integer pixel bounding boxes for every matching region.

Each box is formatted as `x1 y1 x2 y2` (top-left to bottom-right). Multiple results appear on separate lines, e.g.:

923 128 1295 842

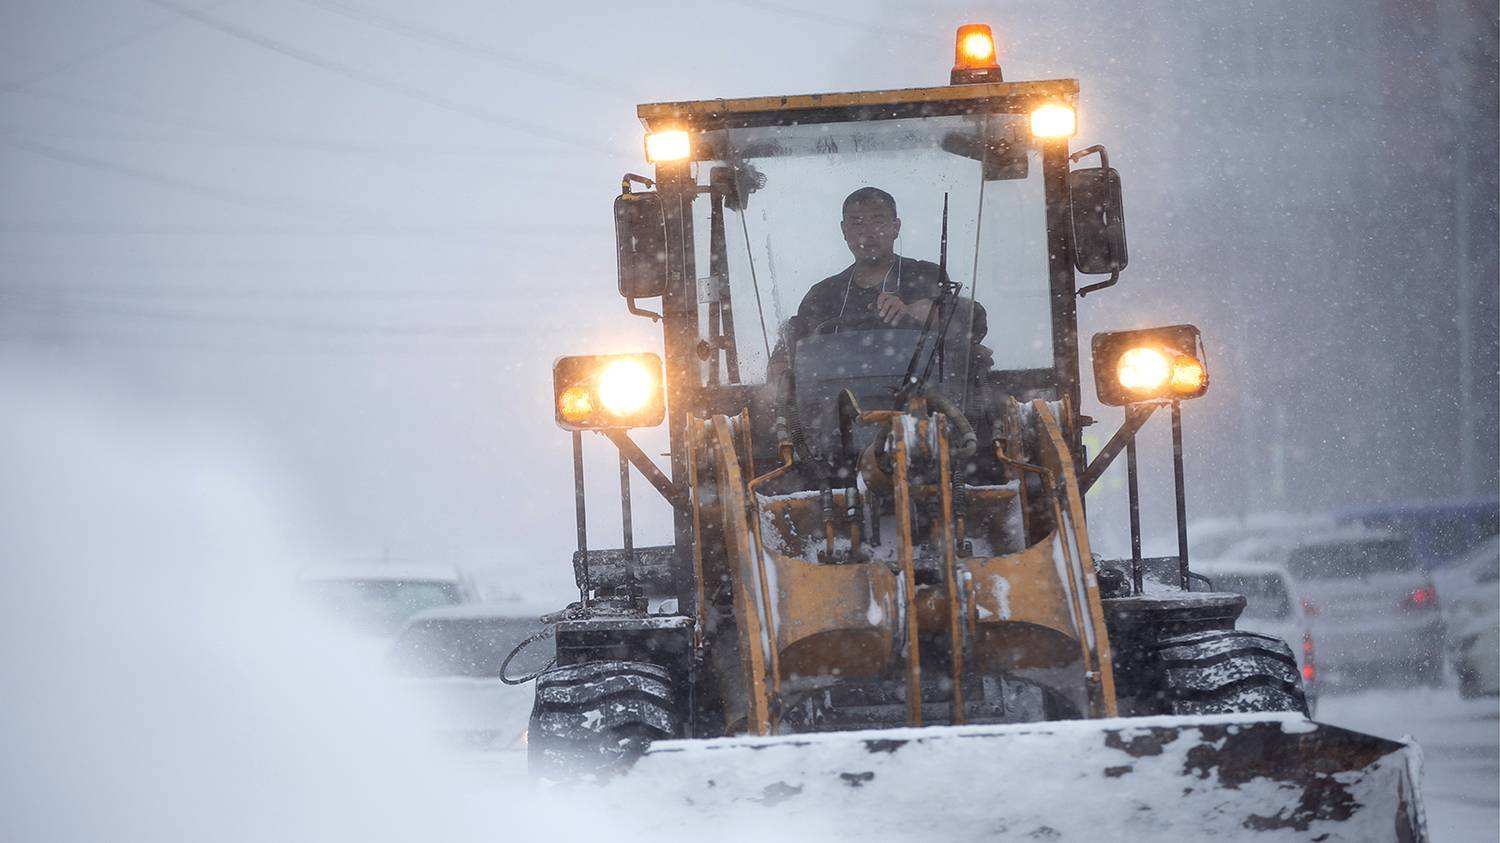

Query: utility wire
0 280 495 301
0 132 361 217
138 0 621 155
0 123 555 159
0 221 600 236
0 1 235 91
0 133 559 248
290 0 637 98
3 295 526 339
722 0 927 40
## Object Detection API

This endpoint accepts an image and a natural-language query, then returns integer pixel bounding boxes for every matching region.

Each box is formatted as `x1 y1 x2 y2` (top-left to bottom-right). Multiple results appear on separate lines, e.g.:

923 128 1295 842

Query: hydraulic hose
925 389 979 458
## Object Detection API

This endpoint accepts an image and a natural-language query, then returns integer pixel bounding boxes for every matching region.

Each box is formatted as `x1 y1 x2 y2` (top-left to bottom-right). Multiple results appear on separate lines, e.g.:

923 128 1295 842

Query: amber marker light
1169 357 1208 394
557 384 594 426
1030 103 1077 138
645 129 691 163
1117 347 1172 393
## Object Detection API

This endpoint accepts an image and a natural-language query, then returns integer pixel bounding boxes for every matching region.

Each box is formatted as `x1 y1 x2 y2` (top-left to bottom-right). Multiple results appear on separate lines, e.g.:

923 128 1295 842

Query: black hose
926 389 979 458
499 625 557 686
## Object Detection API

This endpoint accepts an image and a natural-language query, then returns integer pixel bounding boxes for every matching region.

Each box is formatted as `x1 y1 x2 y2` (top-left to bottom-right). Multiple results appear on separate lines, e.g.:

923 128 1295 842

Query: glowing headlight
553 353 665 431
644 129 691 163
1117 347 1171 392
597 359 654 417
1030 103 1077 138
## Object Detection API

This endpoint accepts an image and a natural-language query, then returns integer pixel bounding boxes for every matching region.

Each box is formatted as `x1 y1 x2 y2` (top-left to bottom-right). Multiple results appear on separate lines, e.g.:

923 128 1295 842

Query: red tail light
1301 633 1317 683
1403 585 1438 610
1300 597 1318 617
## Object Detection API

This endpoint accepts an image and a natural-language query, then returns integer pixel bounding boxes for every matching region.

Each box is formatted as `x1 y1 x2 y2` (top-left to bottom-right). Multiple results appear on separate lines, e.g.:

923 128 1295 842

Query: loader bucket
597 714 1425 842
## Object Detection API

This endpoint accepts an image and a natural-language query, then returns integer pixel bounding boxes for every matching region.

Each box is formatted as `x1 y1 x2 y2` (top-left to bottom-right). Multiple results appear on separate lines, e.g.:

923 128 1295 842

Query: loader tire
1156 629 1309 716
528 660 681 781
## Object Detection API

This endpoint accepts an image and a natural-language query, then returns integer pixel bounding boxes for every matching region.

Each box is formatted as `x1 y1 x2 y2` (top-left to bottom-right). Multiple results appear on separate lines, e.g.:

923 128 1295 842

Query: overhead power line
138 0 621 155
1 132 359 216
290 0 637 99
0 221 600 236
0 133 571 248
3 295 525 339
0 1 234 91
722 0 927 39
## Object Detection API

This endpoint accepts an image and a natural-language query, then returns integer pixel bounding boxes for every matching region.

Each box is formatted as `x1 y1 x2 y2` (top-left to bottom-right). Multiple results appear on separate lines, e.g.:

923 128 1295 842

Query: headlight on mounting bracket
1091 324 1209 406
553 353 665 431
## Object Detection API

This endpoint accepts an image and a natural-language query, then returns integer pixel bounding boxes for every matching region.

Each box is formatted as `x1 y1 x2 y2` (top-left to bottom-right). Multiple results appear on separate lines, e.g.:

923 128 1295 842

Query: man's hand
875 292 910 325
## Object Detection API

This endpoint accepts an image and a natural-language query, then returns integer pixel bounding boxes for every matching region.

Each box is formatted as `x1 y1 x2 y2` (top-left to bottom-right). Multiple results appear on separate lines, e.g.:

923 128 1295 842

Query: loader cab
563 26 1200 619
627 88 1089 469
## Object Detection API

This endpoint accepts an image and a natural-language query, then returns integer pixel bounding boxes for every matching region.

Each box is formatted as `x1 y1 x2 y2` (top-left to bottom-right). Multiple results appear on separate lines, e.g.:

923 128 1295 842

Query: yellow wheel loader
519 24 1426 840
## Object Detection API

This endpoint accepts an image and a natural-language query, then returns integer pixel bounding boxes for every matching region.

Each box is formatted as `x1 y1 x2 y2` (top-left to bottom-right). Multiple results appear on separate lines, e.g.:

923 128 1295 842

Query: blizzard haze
0 1 1495 840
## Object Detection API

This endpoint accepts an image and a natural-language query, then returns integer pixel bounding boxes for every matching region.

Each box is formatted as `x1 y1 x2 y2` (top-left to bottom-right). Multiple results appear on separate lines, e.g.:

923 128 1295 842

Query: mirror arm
1069 144 1109 170
1077 270 1119 298
626 297 662 323
621 172 655 193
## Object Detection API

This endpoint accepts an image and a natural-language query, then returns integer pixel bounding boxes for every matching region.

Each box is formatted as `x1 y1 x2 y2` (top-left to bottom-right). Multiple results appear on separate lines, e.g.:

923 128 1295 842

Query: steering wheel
814 311 908 335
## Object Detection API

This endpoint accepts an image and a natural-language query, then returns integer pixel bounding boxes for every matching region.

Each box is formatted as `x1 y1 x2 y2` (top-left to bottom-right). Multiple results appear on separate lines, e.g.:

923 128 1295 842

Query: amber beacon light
951 24 1002 84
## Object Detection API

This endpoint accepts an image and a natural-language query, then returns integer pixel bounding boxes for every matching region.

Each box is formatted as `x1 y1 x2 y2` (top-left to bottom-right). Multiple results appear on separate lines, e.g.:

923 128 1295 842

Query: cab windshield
691 112 1053 395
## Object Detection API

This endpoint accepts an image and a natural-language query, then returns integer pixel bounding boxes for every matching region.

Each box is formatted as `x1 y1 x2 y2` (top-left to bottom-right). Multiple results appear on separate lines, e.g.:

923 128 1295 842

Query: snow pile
0 368 583 842
597 715 1424 842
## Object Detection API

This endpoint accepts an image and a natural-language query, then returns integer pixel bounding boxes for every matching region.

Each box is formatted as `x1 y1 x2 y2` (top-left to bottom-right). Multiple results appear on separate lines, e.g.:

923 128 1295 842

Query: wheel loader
516 24 1427 840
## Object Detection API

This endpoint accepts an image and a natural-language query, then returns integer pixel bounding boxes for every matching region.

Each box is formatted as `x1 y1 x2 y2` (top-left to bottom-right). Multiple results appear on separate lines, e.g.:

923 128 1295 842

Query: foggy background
2 2 1495 841
2 0 1495 592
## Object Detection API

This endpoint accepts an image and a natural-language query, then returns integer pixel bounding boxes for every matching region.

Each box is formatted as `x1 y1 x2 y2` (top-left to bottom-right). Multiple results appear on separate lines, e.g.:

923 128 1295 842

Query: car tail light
1403 585 1438 610
1300 597 1318 617
1301 633 1317 684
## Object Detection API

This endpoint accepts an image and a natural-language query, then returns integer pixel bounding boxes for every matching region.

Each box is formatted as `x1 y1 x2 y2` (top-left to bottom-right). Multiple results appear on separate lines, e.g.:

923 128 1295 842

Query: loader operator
794 187 987 343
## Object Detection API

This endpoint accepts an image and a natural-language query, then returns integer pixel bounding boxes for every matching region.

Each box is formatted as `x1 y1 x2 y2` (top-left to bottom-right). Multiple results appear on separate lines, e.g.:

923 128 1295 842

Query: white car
384 603 554 750
1434 536 1500 697
299 562 477 637
1194 560 1319 712
1234 527 1445 689
1165 513 1335 562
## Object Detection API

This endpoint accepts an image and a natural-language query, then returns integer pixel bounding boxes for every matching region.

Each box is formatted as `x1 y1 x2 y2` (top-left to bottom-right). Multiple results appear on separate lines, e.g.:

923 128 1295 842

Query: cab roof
637 79 1078 131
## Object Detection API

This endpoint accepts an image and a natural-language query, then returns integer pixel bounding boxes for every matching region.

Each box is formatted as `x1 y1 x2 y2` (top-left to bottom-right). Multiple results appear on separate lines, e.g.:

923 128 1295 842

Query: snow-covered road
1319 687 1499 841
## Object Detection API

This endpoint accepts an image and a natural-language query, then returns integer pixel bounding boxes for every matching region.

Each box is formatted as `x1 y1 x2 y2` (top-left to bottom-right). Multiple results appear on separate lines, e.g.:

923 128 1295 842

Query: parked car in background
384 603 553 750
1337 497 1500 571
1432 536 1500 698
1169 513 1334 563
300 562 476 637
1235 527 1444 689
1195 560 1319 713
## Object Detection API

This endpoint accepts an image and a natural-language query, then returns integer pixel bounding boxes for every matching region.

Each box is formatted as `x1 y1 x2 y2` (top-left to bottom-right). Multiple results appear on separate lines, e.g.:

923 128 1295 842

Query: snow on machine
512 24 1427 840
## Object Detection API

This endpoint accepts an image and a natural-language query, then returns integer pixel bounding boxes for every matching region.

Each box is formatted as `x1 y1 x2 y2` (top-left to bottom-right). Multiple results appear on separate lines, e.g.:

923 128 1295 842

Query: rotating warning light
1030 103 1077 138
951 24 1002 84
645 129 691 163
1091 325 1209 406
554 352 665 431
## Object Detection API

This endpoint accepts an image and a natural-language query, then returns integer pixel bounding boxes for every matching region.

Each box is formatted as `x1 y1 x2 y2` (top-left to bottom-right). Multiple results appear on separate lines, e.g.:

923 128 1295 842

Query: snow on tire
529 660 681 781
1156 629 1309 716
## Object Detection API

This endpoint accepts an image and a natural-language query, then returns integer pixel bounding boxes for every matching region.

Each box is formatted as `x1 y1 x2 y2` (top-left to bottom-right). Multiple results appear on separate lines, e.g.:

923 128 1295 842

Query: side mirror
614 189 668 299
1069 163 1128 283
